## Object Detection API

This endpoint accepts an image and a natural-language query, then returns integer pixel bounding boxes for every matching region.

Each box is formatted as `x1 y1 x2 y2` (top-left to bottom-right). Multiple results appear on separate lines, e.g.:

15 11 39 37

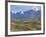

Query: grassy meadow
10 19 41 32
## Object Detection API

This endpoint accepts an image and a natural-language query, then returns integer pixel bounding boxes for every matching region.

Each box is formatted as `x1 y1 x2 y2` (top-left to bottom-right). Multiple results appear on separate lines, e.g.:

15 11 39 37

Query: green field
10 20 41 32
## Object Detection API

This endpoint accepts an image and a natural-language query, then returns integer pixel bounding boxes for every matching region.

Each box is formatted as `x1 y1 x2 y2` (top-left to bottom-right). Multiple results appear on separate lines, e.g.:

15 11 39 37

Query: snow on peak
19 9 24 14
20 11 24 14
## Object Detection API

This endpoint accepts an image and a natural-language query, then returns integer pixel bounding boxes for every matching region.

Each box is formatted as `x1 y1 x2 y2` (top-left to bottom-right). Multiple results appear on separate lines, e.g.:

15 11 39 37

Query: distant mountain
10 9 41 20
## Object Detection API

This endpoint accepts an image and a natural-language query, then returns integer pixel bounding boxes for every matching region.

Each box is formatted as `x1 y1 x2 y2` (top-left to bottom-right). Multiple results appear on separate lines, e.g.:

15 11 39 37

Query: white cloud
32 7 40 11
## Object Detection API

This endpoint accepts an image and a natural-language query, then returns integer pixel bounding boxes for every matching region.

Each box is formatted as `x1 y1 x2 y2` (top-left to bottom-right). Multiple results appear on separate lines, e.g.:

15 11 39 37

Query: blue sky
10 5 41 14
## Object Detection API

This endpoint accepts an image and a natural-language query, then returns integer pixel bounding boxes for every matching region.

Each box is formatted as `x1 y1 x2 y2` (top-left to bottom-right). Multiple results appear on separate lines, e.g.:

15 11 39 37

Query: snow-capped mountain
11 9 41 20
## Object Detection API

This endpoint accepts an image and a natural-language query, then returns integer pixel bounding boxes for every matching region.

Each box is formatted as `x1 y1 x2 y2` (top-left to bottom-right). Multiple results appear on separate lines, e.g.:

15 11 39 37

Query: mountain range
10 9 41 20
